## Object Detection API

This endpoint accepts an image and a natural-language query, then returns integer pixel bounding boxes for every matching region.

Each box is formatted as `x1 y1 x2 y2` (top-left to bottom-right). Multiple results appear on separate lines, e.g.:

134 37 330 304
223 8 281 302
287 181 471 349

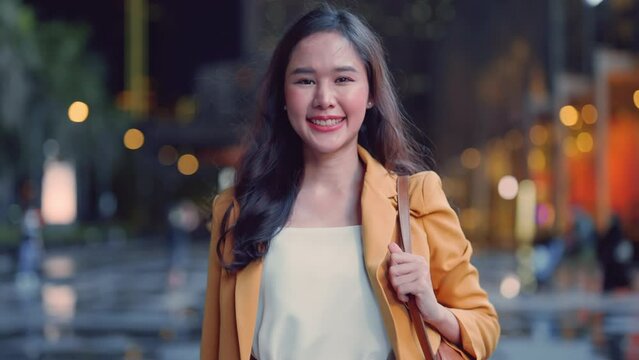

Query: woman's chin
302 139 358 157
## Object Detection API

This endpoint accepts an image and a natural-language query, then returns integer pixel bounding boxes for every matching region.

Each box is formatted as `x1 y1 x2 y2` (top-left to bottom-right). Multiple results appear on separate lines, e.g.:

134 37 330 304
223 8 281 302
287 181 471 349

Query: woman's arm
388 171 500 358
388 242 462 346
419 172 500 359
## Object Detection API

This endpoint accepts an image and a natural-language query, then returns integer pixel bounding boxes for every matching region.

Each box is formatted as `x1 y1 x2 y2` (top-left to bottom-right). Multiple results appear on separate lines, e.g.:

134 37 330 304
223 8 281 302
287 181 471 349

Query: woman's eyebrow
334 65 358 73
290 67 315 75
289 65 359 75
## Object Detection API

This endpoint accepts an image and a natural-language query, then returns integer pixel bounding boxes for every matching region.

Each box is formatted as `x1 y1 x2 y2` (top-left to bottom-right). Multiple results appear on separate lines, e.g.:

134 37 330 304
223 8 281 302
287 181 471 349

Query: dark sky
25 0 242 107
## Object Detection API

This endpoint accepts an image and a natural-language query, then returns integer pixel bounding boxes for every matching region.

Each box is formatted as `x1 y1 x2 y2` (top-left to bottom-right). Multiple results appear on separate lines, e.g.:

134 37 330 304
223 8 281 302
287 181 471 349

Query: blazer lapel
358 145 398 273
360 173 397 274
358 146 409 354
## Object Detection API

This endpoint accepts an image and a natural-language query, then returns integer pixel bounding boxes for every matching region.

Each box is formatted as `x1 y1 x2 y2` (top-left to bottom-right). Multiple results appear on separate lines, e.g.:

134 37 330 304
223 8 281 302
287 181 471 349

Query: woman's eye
295 79 315 85
336 77 353 83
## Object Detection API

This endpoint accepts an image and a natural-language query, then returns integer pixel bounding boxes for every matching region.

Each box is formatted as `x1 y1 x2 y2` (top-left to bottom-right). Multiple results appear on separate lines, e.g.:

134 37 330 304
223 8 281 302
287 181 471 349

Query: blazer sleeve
200 195 222 359
418 172 500 359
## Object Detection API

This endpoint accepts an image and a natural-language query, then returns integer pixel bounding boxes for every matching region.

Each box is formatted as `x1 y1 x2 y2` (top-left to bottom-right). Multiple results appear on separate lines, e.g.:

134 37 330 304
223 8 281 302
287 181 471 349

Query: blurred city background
0 0 638 359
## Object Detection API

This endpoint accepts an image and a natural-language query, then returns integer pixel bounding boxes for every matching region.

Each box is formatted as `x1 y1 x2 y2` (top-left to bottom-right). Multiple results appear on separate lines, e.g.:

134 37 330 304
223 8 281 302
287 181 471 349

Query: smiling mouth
308 117 346 126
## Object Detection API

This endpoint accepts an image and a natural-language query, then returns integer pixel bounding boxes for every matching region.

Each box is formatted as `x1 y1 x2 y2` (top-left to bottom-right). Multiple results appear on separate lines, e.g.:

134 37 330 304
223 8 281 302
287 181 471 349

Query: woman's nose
312 83 335 109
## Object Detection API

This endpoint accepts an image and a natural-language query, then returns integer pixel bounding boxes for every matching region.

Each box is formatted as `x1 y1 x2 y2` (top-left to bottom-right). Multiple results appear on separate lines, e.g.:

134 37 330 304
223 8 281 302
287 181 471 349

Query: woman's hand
387 242 444 324
387 242 462 346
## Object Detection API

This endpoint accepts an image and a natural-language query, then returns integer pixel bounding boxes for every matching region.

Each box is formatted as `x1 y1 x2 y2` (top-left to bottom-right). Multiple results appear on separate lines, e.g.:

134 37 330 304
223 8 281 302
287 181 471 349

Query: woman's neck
300 144 364 195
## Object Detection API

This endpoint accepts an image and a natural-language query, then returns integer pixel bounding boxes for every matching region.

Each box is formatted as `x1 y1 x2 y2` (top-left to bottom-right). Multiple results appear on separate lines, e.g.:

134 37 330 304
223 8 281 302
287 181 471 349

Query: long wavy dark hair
217 4 432 272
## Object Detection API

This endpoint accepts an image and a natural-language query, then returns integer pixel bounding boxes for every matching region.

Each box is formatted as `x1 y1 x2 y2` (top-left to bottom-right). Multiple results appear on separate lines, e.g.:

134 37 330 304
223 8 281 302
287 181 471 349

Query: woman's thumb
388 242 403 253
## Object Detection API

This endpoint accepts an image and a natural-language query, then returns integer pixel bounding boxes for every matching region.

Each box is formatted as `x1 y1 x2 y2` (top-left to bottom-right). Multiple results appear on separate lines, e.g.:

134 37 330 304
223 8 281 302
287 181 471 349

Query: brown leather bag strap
397 176 412 253
397 176 439 360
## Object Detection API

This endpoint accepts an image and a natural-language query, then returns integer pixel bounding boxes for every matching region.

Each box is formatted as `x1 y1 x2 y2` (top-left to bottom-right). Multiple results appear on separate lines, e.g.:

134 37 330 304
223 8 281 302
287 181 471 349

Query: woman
201 5 499 360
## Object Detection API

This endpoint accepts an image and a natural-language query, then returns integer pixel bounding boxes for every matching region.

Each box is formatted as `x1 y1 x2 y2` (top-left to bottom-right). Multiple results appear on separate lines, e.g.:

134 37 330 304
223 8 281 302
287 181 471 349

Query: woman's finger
389 271 419 287
397 293 409 302
389 262 420 277
390 251 426 265
397 282 424 299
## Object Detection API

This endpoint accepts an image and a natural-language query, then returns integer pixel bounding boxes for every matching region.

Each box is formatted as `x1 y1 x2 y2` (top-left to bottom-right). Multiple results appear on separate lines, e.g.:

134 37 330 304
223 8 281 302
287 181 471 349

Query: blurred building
2 0 638 250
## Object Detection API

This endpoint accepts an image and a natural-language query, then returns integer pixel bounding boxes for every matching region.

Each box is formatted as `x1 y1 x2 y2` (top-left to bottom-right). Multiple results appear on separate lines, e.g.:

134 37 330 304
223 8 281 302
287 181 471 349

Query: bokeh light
536 203 556 227
529 124 549 146
634 90 639 109
42 284 76 322
158 145 178 165
581 104 598 124
461 148 481 169
584 0 604 7
43 256 75 279
123 129 144 150
177 154 199 175
576 132 594 153
500 274 521 299
559 105 578 127
563 136 578 157
218 167 236 191
515 180 536 242
528 148 546 171
41 161 77 225
68 101 89 123
498 175 519 200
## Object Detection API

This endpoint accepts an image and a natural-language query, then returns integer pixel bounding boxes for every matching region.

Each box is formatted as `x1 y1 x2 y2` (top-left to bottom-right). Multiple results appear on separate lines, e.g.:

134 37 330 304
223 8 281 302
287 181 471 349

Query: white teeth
310 118 344 126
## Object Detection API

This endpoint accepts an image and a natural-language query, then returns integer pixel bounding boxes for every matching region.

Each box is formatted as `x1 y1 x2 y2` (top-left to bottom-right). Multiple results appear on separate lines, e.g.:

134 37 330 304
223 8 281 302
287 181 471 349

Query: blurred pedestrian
166 199 199 288
201 5 499 360
15 179 44 292
597 214 632 292
533 230 565 289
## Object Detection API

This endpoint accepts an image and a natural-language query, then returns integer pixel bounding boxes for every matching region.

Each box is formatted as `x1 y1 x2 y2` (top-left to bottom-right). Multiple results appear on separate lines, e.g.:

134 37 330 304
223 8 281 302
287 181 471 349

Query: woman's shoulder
407 170 443 196
406 170 448 216
408 170 440 185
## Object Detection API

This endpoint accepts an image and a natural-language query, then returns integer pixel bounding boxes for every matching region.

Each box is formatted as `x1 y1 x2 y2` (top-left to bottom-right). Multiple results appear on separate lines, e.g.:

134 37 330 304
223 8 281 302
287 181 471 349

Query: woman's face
284 31 371 157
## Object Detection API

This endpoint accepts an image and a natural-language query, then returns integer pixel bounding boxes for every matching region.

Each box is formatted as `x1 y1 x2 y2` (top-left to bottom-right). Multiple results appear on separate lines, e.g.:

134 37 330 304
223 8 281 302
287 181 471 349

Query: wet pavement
0 239 207 360
0 240 638 359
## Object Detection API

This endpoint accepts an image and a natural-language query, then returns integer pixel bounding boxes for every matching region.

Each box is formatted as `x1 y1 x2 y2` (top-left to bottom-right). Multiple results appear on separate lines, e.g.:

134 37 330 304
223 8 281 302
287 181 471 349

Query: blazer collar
357 144 397 200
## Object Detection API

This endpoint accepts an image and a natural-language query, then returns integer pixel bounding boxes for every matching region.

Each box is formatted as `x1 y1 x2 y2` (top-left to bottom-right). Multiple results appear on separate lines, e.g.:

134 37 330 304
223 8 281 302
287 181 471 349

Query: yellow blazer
201 146 500 360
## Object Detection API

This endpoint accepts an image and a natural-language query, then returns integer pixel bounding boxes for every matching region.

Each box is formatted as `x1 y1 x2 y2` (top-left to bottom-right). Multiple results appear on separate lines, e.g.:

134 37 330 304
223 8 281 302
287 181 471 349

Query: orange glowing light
68 101 89 123
123 129 144 150
559 105 578 127
461 148 481 169
576 132 594 153
581 104 598 124
528 148 546 171
529 125 549 146
177 154 199 175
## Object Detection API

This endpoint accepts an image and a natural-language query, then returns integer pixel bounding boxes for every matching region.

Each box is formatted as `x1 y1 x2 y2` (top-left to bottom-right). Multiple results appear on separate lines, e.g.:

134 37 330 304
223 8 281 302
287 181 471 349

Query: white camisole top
251 225 392 359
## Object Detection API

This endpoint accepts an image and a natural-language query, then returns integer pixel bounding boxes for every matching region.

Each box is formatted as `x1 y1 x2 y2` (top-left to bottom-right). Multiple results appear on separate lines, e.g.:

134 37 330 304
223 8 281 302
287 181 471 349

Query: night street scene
1 0 639 359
